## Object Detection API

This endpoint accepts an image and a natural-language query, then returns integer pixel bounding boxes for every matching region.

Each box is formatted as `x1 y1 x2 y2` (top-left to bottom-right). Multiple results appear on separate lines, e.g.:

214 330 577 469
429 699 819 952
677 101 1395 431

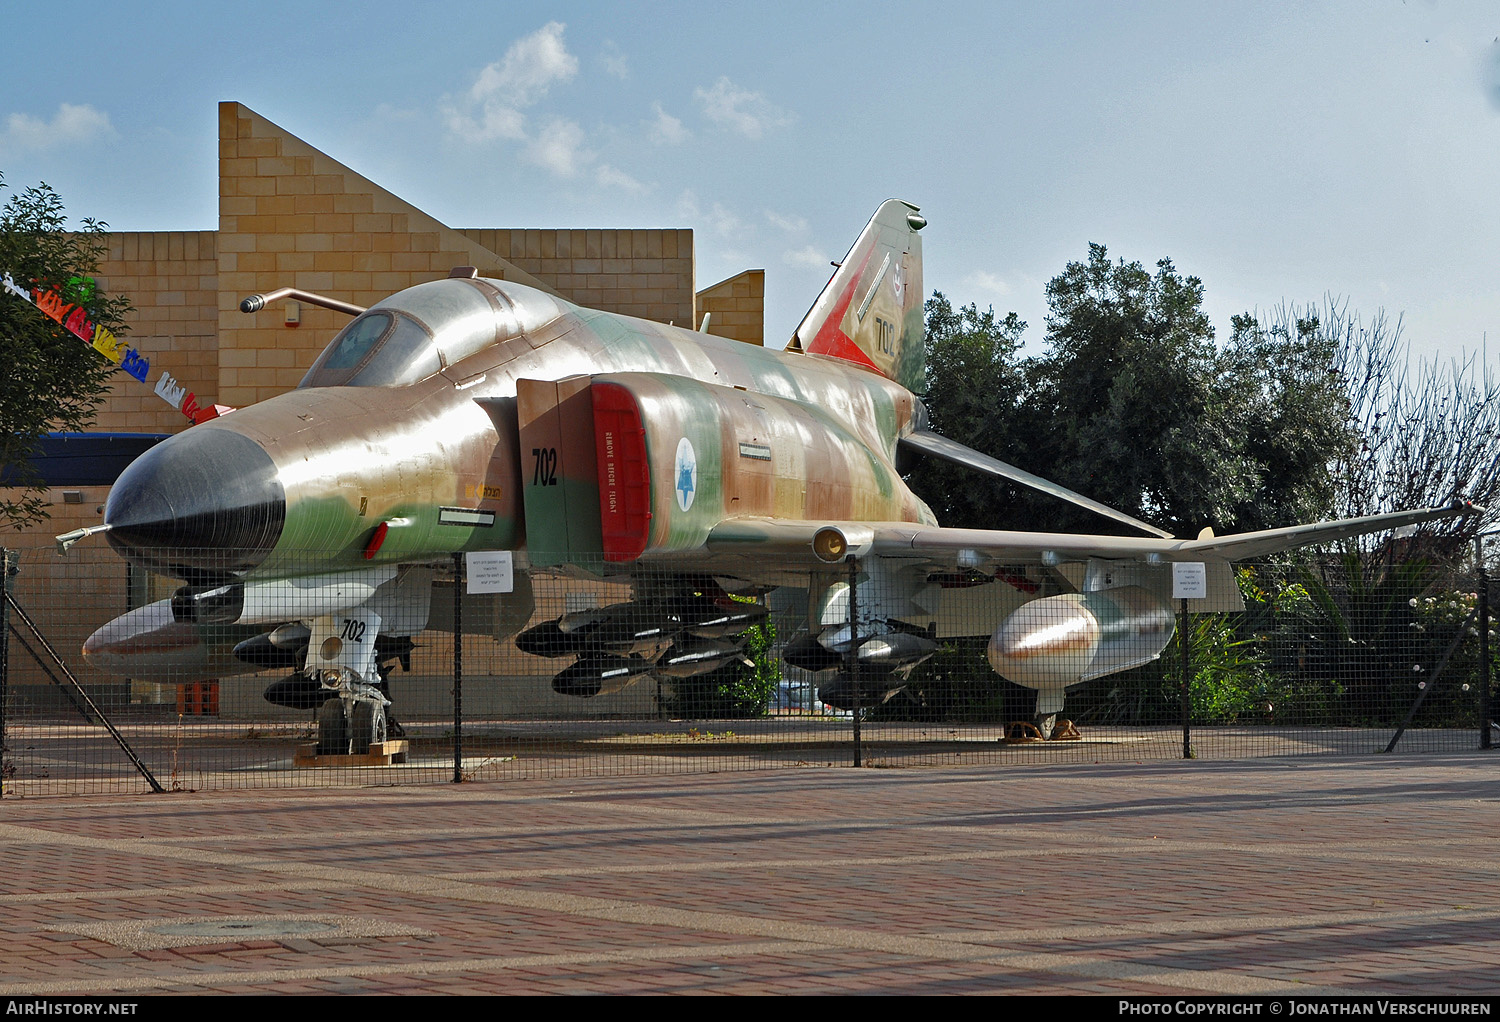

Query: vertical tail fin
790 199 926 392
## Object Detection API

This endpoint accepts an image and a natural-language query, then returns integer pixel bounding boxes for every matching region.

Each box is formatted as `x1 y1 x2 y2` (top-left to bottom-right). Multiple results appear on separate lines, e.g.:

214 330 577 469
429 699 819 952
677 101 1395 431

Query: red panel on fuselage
592 383 652 562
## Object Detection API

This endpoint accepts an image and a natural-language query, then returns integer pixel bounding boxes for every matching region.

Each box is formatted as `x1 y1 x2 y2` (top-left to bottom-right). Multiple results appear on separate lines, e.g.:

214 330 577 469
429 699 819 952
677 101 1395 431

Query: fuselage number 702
532 447 559 486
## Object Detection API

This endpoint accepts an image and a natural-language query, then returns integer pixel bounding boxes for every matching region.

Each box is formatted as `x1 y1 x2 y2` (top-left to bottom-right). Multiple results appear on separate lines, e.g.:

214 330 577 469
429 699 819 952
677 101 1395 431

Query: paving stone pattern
0 755 1496 995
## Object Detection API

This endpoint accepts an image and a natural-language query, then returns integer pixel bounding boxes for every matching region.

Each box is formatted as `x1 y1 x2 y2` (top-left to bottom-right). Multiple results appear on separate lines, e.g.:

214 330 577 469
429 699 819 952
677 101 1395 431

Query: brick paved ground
1 754 1497 995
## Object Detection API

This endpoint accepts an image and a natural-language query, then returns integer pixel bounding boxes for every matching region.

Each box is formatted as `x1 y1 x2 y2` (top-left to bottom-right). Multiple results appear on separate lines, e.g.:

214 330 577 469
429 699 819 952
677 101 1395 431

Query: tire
315 698 350 756
350 701 387 752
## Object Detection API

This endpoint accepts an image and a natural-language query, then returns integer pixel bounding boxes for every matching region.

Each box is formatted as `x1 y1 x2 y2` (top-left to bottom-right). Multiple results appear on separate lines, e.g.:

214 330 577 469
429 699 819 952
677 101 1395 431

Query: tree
1215 305 1357 534
911 246 1359 540
1324 300 1500 548
0 174 131 530
1025 244 1257 538
903 294 1030 529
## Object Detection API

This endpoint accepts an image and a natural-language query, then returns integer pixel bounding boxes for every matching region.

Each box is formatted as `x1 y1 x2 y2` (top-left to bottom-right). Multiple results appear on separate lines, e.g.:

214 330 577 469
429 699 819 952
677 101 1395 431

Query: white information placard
466 550 514 594
1172 561 1207 600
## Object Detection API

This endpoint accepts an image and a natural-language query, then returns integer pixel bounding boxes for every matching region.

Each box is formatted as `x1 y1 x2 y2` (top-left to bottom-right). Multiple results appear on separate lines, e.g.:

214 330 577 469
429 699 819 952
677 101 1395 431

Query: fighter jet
76 200 1473 750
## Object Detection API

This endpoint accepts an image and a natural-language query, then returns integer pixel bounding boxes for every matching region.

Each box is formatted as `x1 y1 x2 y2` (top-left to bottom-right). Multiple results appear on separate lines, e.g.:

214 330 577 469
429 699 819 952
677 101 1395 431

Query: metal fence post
1478 538 1491 751
1180 598 1194 760
848 555 861 768
452 552 463 783
1 548 9 796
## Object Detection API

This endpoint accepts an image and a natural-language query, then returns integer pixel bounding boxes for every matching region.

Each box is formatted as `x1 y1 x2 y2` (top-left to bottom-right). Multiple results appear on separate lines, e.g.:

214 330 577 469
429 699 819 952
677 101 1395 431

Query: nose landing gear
313 687 390 756
296 611 407 765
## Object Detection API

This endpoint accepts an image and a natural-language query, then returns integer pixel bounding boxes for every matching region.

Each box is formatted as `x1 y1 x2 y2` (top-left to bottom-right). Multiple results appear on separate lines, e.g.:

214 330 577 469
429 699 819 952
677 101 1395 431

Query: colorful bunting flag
2 270 231 425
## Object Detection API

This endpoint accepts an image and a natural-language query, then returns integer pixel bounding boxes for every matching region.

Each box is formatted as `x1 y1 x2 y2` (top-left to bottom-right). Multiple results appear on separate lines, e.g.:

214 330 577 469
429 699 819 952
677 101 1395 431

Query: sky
2 1 1498 366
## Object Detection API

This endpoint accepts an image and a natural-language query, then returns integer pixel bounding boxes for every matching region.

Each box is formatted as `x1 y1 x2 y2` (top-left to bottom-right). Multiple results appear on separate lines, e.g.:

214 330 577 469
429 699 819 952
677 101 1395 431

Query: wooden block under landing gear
293 740 409 768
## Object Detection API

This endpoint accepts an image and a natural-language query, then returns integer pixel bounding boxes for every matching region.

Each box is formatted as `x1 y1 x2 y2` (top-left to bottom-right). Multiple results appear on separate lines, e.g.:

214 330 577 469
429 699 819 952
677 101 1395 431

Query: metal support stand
848 555 861 768
3 587 163 793
452 552 464 783
1180 598 1194 760
8 625 94 720
1385 606 1478 754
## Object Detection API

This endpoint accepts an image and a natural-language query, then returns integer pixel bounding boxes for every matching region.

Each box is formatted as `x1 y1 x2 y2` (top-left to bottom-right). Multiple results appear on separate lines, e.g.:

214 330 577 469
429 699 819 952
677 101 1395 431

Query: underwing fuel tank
987 586 1175 688
80 599 266 683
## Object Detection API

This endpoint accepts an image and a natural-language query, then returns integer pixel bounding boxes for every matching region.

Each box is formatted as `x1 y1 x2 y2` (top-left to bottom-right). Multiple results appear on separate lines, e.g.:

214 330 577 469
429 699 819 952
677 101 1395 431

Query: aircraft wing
703 501 1478 568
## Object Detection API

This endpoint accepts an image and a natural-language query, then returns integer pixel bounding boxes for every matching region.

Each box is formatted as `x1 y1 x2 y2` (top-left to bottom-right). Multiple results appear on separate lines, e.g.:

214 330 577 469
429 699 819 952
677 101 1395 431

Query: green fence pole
1 549 10 796
1478 539 1491 751
453 552 463 783
1181 598 1194 760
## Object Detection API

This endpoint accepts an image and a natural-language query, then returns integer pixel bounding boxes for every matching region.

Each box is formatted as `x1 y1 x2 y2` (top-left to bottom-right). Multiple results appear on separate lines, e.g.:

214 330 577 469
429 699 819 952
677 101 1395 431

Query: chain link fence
1 543 1493 797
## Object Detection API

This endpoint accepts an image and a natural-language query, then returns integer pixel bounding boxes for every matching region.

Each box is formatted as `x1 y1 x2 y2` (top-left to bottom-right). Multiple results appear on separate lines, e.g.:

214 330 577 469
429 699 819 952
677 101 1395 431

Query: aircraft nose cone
105 427 285 576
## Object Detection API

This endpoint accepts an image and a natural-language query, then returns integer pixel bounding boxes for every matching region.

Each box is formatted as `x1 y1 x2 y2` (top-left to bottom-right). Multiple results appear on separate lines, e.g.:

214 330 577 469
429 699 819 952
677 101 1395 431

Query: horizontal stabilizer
898 430 1172 538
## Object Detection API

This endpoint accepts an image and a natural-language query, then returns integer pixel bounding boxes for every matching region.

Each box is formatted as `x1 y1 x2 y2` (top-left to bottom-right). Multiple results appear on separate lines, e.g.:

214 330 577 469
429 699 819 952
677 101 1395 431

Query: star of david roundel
674 437 697 512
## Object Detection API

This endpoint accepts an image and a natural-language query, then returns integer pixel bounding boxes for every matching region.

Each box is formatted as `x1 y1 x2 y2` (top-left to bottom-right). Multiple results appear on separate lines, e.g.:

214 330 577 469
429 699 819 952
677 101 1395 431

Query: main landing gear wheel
315 698 349 756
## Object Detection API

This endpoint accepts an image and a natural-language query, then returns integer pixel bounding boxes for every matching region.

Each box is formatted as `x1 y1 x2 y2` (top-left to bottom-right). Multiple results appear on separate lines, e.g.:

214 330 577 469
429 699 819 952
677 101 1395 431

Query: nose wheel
351 700 388 749
314 696 390 755
315 698 349 756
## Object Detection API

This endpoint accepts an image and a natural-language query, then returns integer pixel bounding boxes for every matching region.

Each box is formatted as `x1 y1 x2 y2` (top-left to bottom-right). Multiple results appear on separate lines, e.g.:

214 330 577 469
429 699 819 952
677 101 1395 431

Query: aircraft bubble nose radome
104 426 286 576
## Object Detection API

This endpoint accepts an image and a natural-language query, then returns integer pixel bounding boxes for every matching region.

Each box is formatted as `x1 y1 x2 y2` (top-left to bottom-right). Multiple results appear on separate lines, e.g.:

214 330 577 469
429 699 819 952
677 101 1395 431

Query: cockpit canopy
298 277 568 388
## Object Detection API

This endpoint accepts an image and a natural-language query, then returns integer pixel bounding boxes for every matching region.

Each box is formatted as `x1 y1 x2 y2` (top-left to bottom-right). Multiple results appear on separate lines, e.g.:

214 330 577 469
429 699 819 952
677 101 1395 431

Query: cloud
648 102 689 145
1485 40 1500 112
446 22 578 143
525 118 588 177
783 245 830 269
676 190 742 236
471 22 578 107
600 41 629 80
765 210 807 233
706 205 742 236
595 163 646 194
963 270 1013 297
448 104 526 142
444 22 643 194
694 77 793 139
1 103 113 153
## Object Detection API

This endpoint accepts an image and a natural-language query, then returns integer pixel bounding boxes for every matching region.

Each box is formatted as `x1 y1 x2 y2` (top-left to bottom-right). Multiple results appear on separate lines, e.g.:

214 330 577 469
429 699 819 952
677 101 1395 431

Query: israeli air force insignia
675 437 697 512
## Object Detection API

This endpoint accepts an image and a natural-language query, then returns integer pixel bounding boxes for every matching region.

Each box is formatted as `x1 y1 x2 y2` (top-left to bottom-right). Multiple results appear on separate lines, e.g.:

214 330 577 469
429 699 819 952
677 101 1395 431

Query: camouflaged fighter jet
77 200 1474 750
